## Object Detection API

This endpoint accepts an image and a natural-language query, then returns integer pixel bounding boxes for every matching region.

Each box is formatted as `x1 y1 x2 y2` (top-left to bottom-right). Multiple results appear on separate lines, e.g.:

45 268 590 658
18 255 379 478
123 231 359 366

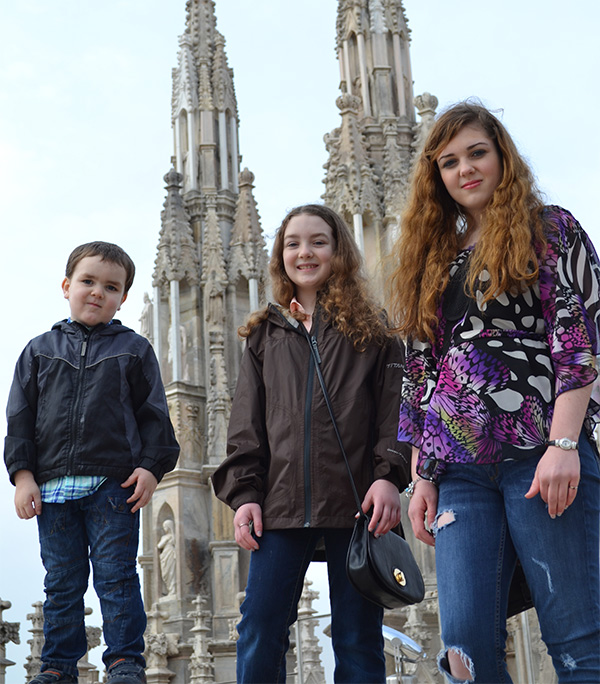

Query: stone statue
139 292 153 342
157 520 177 596
167 323 190 382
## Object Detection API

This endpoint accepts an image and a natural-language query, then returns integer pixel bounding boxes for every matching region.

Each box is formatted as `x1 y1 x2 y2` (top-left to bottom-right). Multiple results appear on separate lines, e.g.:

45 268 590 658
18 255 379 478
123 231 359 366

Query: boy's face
62 255 128 327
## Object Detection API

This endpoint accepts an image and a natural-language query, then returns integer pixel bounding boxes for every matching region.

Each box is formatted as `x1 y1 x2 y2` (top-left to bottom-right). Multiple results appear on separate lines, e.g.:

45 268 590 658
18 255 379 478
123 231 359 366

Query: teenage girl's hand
122 467 158 513
360 479 401 537
234 503 263 551
14 470 42 519
525 448 580 518
408 480 437 547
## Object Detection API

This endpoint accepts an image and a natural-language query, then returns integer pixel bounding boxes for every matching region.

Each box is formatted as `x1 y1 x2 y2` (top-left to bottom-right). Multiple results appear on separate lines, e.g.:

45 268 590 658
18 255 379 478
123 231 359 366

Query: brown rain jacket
212 305 410 529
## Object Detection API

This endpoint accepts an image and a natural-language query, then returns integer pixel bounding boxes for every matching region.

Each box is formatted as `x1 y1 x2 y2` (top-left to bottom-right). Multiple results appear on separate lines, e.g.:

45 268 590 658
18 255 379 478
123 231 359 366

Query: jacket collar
268 303 299 329
267 302 329 337
52 319 127 336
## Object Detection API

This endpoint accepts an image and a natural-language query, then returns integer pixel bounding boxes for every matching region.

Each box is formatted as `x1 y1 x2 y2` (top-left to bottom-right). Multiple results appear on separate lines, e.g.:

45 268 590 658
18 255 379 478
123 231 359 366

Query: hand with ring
233 503 263 551
525 447 581 518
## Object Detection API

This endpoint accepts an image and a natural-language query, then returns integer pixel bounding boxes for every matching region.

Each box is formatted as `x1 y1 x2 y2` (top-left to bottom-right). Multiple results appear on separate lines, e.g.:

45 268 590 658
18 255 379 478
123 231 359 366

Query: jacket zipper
270 305 319 528
303 345 315 527
67 327 91 474
303 324 322 527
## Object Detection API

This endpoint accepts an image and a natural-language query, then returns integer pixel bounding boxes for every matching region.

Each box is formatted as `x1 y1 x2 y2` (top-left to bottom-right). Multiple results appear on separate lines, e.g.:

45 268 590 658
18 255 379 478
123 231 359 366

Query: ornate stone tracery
0 599 19 684
323 0 436 297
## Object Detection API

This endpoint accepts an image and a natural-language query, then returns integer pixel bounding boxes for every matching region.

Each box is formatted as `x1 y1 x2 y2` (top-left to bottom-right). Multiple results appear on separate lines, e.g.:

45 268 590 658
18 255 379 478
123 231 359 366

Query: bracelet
404 477 424 499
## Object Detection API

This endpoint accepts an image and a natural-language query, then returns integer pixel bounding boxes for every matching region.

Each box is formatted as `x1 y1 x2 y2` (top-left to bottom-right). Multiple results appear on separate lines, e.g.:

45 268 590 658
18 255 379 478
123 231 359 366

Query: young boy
4 242 180 684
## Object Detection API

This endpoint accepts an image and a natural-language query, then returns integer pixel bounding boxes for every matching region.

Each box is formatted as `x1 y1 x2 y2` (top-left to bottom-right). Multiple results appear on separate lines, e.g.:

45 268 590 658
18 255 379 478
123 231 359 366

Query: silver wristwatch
546 438 578 451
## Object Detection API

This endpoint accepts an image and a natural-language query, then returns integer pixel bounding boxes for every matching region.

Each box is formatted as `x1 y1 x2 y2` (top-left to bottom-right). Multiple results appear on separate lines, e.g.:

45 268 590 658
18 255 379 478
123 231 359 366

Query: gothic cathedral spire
324 0 437 292
140 2 268 680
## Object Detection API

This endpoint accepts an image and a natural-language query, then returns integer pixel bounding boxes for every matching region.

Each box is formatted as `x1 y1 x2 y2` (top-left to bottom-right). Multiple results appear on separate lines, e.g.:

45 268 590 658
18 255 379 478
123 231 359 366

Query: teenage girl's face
437 124 502 228
282 214 335 306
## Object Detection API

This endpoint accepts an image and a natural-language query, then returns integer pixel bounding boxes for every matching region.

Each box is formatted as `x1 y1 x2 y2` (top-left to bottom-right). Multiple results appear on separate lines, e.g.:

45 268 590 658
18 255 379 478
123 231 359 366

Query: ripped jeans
434 432 600 683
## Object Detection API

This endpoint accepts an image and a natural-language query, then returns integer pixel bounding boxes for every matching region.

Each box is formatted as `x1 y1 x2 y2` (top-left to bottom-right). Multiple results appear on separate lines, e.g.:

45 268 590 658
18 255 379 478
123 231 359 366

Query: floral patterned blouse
398 206 600 480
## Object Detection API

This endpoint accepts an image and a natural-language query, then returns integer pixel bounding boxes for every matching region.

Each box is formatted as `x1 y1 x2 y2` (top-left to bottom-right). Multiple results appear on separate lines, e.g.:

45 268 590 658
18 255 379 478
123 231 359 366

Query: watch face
558 438 577 450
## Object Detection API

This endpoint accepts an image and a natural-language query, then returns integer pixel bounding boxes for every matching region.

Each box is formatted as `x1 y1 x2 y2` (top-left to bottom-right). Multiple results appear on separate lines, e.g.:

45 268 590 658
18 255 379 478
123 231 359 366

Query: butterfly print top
398 206 600 479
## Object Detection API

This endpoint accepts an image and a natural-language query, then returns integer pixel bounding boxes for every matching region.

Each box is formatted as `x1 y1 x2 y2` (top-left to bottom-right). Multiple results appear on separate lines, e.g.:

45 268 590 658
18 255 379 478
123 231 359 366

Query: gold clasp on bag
393 568 406 586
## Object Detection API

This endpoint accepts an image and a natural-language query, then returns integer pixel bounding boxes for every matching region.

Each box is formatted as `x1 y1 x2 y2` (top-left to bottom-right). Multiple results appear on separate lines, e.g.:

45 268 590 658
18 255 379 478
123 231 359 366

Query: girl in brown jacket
212 204 409 683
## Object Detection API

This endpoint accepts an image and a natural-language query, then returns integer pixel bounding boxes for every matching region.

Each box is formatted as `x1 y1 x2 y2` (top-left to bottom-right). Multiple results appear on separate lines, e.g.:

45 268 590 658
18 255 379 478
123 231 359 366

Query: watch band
546 437 579 451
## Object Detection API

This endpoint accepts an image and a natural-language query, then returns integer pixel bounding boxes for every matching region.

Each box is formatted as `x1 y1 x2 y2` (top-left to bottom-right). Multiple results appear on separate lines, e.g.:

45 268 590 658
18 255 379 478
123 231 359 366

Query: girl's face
437 124 502 228
282 214 335 307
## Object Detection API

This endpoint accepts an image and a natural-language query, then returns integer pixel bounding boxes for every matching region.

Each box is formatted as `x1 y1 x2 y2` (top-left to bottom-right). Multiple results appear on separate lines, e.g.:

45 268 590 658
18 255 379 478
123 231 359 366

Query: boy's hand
14 470 42 519
122 468 158 513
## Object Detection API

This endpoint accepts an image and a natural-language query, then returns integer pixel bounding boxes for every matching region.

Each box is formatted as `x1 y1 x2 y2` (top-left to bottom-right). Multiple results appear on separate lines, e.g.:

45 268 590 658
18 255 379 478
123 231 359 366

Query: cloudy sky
1 0 598 678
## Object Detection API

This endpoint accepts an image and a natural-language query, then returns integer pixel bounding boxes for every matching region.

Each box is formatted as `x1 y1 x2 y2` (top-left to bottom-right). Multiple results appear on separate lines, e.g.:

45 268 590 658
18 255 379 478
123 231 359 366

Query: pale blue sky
1 0 598 678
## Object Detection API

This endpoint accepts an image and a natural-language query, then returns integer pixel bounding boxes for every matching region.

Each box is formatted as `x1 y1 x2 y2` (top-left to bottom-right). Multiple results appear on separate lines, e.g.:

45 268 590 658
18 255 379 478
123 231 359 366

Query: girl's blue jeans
236 527 385 683
434 431 600 683
36 478 146 678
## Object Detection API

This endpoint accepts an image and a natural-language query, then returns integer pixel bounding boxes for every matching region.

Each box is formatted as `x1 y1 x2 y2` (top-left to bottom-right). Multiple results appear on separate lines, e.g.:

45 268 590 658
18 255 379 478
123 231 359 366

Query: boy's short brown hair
66 241 136 294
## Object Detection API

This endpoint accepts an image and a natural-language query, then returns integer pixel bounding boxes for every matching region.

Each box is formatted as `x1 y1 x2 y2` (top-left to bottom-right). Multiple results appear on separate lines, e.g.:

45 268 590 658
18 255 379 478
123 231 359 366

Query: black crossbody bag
301 326 425 609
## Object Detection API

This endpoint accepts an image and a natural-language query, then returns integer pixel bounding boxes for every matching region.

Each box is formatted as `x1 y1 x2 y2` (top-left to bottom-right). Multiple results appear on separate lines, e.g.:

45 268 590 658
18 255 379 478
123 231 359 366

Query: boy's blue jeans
37 478 146 678
434 432 600 683
236 527 385 684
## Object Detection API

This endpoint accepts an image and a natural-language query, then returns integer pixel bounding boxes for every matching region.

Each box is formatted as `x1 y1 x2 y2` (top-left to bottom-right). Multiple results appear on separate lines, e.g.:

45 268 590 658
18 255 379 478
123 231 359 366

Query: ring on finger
238 522 249 528
568 485 579 490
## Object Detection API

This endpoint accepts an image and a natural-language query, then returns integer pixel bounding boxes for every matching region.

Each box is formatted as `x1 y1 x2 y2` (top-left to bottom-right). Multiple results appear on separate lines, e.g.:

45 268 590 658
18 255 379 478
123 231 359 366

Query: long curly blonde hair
240 204 388 350
389 102 546 343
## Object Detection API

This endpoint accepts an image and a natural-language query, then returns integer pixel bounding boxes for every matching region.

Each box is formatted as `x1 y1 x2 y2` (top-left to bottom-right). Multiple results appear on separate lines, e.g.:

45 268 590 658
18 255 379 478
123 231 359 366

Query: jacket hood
266 303 299 329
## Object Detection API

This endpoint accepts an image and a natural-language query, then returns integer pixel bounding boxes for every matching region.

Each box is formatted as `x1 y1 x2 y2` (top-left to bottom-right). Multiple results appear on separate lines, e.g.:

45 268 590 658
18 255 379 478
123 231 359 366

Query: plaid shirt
40 476 107 503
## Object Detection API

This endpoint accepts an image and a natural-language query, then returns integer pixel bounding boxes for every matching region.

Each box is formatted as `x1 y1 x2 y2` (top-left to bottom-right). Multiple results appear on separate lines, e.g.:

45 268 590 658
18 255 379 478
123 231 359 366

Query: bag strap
300 325 363 512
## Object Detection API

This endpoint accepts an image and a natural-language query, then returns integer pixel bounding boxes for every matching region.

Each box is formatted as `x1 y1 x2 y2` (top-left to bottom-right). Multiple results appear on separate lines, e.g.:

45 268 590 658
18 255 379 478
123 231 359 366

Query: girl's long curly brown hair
240 204 388 350
389 102 546 343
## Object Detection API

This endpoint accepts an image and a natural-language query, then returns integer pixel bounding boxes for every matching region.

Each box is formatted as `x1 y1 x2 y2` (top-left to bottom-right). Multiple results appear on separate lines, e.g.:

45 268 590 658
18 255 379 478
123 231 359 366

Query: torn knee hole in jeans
438 647 475 682
432 509 456 536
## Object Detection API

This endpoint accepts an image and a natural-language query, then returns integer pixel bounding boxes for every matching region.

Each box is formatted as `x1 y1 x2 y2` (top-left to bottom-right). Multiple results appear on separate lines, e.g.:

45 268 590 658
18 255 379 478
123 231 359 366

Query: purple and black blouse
398 206 600 479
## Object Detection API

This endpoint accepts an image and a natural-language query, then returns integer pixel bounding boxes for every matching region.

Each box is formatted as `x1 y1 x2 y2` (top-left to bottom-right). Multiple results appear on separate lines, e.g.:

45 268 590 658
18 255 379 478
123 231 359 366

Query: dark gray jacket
4 320 179 485
212 305 410 529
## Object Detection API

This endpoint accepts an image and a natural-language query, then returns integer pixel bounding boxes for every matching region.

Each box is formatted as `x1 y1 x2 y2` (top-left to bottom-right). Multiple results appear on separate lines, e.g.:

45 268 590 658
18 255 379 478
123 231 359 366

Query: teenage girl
212 204 410 683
